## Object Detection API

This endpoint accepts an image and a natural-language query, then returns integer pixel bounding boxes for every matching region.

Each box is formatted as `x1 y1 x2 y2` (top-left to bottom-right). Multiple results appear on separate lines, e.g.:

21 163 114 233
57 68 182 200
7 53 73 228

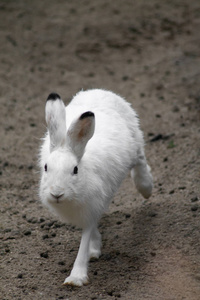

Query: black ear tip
47 93 61 101
80 111 95 120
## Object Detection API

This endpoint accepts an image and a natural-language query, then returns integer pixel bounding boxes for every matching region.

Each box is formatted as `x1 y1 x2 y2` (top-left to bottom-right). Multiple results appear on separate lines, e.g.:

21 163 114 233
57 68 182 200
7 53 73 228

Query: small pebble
40 252 48 258
125 213 131 219
148 211 157 218
114 292 121 298
47 221 55 227
191 196 198 202
156 84 163 90
191 205 198 212
4 162 9 167
60 268 67 273
172 105 180 112
107 290 114 296
27 217 37 224
150 134 163 142
42 234 49 240
53 222 63 228
28 164 33 170
122 75 129 81
24 230 31 236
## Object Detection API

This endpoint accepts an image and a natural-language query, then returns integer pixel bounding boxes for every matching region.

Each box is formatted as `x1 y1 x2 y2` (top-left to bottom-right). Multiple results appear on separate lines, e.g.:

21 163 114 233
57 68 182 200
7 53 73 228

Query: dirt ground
1 0 200 299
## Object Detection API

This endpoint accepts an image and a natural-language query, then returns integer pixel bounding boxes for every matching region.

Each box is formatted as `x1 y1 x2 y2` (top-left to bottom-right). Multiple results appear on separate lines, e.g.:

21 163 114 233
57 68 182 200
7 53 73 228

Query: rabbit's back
67 89 133 116
66 89 141 141
65 89 144 206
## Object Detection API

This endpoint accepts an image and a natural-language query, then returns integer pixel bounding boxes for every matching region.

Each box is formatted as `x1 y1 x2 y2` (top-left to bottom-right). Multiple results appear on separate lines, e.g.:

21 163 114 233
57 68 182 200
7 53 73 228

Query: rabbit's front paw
63 274 89 287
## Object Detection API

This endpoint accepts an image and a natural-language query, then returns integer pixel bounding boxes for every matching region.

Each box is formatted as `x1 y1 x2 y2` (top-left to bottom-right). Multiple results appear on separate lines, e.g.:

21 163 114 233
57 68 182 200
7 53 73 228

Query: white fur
39 89 153 286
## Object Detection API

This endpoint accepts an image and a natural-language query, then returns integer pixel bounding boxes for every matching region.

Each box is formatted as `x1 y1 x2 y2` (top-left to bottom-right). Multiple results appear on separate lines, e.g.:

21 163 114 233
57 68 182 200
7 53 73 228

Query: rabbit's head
39 93 95 207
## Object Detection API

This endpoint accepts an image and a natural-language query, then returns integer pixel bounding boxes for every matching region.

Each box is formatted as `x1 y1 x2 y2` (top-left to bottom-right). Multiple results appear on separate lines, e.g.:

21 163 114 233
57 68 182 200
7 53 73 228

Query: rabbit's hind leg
89 226 102 260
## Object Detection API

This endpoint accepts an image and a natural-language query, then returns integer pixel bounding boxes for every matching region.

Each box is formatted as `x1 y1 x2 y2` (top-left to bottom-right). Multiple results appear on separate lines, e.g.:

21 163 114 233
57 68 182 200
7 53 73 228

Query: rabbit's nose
50 192 64 202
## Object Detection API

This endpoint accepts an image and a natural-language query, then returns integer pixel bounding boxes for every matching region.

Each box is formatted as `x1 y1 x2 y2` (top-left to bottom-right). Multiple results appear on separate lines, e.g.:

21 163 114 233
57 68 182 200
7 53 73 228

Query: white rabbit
39 89 153 286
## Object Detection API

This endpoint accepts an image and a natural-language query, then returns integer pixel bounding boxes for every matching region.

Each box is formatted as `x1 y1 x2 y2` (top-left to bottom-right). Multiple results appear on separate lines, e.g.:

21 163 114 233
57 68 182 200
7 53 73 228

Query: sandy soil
1 0 200 299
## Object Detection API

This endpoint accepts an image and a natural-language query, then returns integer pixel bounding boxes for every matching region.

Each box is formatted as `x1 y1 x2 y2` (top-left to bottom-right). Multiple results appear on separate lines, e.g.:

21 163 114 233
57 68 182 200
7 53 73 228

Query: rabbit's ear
45 93 66 151
67 111 95 160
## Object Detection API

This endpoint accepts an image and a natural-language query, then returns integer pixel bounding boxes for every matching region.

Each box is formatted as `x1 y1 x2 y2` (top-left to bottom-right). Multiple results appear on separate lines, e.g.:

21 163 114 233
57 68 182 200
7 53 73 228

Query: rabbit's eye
73 166 78 175
44 164 47 172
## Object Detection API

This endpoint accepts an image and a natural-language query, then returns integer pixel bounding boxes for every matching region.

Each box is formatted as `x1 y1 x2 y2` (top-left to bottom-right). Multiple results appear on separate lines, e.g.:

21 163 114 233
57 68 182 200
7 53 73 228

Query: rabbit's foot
63 274 89 287
89 248 101 260
89 229 101 260
63 267 88 287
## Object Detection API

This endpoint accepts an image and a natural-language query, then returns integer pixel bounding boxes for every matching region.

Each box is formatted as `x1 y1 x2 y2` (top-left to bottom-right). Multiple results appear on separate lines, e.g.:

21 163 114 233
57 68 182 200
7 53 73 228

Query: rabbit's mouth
50 192 65 203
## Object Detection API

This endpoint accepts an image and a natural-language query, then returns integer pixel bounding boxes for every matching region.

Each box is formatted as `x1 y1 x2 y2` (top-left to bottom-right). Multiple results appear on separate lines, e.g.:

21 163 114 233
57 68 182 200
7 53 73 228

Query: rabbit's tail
131 154 153 199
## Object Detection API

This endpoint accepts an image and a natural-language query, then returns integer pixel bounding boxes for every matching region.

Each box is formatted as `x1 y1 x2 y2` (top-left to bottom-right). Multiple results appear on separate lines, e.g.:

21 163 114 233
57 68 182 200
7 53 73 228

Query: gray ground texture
1 0 200 299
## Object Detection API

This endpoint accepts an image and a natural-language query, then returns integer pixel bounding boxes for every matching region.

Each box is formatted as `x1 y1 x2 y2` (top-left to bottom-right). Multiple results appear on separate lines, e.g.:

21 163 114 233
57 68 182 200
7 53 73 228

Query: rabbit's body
39 89 153 286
